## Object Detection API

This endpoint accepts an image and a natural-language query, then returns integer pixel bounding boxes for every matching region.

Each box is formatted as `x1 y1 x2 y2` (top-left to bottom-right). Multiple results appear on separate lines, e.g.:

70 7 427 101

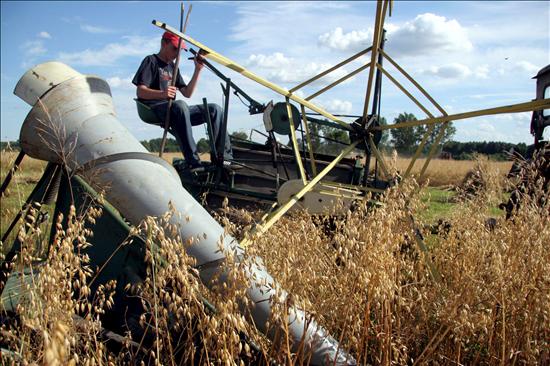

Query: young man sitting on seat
132 31 233 171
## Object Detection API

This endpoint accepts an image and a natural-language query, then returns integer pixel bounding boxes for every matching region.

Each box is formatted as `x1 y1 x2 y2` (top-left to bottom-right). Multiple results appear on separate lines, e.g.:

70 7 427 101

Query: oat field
1 149 548 365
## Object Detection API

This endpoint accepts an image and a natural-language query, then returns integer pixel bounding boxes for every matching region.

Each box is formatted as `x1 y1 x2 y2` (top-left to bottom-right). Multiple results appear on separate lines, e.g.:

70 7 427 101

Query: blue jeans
148 100 233 166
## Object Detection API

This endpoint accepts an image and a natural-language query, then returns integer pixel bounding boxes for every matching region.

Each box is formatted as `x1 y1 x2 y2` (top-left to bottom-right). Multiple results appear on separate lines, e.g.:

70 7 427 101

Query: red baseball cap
162 31 187 50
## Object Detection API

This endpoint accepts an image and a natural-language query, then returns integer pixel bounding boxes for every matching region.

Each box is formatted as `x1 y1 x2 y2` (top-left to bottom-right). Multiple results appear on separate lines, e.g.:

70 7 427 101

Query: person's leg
189 103 233 161
150 100 200 166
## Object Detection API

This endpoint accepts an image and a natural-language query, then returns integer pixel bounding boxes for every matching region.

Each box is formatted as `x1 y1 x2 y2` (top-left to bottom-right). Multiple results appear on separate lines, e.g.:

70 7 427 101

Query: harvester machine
1 1 549 364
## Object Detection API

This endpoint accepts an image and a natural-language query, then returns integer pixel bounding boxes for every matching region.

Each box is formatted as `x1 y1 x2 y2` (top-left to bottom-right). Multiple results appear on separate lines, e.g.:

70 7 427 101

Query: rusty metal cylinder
15 62 355 365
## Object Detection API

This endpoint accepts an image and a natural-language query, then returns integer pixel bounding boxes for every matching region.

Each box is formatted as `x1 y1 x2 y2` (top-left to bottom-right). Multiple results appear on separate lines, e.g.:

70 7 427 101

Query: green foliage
140 138 179 153
442 141 528 160
390 113 456 156
307 122 323 152
196 138 210 153
318 124 350 155
230 131 249 141
300 120 351 155
417 123 457 155
390 112 421 155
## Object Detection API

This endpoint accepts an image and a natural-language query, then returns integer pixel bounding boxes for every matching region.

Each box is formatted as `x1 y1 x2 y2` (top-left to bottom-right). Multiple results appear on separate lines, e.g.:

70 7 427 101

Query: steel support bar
286 98 307 185
322 181 386 194
362 0 388 118
0 163 60 295
300 105 318 176
153 21 352 132
290 46 372 93
380 49 447 115
0 151 25 198
240 141 359 247
404 124 436 178
375 99 550 130
367 135 390 179
419 122 449 179
377 63 434 117
377 49 451 177
306 62 371 101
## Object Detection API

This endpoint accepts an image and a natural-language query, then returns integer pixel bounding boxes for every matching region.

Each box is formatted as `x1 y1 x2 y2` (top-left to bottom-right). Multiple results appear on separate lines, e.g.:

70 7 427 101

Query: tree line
0 112 530 161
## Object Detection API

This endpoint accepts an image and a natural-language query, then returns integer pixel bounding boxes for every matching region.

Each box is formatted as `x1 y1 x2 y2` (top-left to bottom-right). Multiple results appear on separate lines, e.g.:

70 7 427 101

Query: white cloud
80 24 114 34
247 52 291 69
319 13 472 57
20 40 47 67
387 13 472 56
453 113 533 143
422 63 472 79
474 65 490 79
320 99 353 114
106 75 134 90
22 40 46 57
513 61 540 76
38 31 51 39
58 36 159 67
246 52 350 85
318 27 372 52
419 63 489 82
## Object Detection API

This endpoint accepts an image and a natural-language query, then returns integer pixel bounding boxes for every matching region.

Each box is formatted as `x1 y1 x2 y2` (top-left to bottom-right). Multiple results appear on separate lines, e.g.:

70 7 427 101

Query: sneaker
223 160 244 170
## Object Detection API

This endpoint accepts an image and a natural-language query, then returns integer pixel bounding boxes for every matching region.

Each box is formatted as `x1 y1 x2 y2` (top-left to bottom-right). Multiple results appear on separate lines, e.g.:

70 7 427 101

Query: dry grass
1 148 548 365
159 151 210 164
163 150 513 188
1 151 48 249
391 155 512 187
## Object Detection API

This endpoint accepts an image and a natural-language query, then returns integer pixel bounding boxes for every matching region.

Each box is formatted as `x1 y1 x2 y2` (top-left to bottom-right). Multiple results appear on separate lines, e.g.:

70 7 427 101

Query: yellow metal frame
153 0 549 245
240 141 359 247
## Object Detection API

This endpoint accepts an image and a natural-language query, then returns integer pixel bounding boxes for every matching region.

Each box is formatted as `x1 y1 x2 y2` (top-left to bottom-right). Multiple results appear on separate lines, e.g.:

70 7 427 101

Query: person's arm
179 54 204 98
137 84 176 100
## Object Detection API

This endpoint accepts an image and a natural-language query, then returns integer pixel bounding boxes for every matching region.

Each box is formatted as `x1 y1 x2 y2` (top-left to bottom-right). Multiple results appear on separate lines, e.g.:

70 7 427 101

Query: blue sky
1 1 549 144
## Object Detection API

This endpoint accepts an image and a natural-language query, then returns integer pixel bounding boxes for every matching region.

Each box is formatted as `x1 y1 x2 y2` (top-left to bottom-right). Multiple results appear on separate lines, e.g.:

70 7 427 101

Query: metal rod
0 151 25 198
362 0 388 120
0 163 60 294
219 78 231 164
291 46 372 93
270 130 291 180
203 98 218 164
190 48 264 114
404 124 436 178
371 30 386 117
159 3 186 158
301 104 318 176
368 135 390 179
377 63 434 117
306 62 371 101
380 49 447 115
240 140 360 247
286 98 307 185
419 122 449 179
374 99 550 130
152 21 353 132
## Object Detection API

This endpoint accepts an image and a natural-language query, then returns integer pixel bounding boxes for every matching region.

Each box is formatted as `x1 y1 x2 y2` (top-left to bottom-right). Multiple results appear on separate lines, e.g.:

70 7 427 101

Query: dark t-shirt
132 54 186 104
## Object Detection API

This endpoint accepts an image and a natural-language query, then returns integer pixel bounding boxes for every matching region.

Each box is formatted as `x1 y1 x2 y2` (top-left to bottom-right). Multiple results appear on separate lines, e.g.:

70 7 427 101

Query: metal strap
76 152 175 175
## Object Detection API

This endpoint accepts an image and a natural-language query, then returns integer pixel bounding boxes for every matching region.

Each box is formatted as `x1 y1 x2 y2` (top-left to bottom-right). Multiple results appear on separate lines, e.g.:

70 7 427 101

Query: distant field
1 149 509 245
393 156 512 187
163 151 512 187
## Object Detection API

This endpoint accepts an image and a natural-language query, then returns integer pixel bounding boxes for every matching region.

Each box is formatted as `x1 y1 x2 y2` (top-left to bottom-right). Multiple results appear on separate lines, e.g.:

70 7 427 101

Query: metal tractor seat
135 98 162 125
